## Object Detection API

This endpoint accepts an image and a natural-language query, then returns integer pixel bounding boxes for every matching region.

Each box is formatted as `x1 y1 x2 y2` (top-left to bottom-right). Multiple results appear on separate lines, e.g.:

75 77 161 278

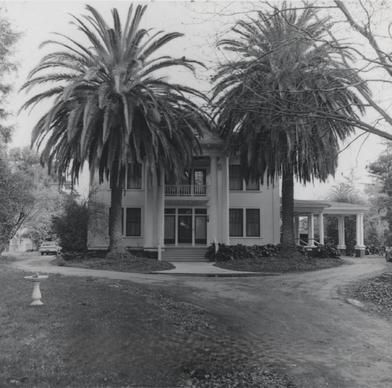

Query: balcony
165 185 207 197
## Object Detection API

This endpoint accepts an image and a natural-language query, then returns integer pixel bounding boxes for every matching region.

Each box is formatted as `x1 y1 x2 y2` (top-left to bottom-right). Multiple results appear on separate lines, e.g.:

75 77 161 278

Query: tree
212 4 368 254
9 147 67 248
0 158 34 252
0 8 19 150
21 5 208 256
367 144 392 245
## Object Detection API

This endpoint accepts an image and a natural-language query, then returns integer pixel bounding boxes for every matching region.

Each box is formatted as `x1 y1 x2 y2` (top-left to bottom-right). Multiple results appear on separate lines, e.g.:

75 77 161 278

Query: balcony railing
165 185 207 196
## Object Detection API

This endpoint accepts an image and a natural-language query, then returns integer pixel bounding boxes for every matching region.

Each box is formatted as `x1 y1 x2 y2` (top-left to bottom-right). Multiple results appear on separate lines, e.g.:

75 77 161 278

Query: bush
52 196 88 253
206 243 340 262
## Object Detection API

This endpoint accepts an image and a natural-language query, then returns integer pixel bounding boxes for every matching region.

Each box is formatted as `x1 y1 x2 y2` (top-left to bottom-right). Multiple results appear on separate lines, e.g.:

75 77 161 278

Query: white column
355 213 365 249
307 214 315 246
143 167 154 248
337 216 346 250
222 156 230 244
294 216 300 245
156 169 165 261
318 213 325 245
209 156 218 246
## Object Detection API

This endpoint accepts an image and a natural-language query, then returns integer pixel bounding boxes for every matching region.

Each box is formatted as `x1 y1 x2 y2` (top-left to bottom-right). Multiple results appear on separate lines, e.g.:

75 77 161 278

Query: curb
149 271 280 277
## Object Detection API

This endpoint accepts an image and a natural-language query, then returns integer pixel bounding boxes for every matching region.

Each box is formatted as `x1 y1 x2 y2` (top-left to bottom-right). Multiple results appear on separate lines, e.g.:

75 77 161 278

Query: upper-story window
127 163 142 189
229 165 260 191
229 165 243 190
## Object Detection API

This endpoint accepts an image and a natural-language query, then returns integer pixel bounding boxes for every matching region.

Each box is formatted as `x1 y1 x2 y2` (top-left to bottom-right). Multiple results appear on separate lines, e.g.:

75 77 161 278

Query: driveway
176 257 392 388
9 254 392 387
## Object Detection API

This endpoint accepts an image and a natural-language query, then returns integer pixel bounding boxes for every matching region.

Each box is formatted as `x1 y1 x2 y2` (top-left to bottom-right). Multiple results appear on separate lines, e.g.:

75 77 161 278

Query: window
230 208 261 237
229 165 243 190
127 163 142 189
245 178 259 191
229 209 243 237
246 209 260 237
126 208 141 236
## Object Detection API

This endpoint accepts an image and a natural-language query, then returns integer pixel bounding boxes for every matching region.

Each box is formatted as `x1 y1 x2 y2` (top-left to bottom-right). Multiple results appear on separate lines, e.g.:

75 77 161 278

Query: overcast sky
3 0 389 198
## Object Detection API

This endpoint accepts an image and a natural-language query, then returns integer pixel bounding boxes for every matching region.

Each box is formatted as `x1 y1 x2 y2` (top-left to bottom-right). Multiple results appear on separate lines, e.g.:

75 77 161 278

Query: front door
195 215 207 244
178 208 192 244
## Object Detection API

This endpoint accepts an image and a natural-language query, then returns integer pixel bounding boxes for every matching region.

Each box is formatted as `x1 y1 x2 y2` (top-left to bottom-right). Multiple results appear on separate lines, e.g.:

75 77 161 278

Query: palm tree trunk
108 162 126 254
281 166 296 254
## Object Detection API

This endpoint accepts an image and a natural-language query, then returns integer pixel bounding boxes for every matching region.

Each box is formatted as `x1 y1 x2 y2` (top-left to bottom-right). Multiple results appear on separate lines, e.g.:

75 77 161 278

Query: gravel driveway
174 257 392 388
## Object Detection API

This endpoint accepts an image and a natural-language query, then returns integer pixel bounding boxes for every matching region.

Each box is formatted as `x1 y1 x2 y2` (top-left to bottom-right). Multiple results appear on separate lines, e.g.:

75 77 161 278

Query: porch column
294 216 300 245
209 156 218 246
143 168 155 249
222 156 230 244
156 169 165 261
337 216 346 255
307 214 315 247
318 213 325 245
355 212 365 257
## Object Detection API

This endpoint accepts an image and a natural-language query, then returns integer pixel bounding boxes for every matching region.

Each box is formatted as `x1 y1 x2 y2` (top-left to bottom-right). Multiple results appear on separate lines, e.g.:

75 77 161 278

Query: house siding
87 148 281 252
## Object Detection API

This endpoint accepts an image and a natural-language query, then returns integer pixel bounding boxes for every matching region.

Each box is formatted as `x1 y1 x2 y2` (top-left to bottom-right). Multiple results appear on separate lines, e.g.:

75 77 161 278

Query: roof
293 199 369 215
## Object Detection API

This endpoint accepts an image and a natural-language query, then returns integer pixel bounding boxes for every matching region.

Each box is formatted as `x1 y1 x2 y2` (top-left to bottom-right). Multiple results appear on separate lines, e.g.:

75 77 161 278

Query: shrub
206 243 340 262
307 244 340 258
51 196 88 253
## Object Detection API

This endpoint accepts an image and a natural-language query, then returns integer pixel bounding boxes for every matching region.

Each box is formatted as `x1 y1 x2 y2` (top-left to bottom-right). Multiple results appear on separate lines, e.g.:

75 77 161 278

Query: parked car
39 241 60 255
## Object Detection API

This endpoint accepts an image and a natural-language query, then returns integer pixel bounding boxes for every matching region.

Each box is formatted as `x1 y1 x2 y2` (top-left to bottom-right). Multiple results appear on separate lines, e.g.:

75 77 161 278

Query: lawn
0 257 295 387
215 256 345 273
55 254 175 273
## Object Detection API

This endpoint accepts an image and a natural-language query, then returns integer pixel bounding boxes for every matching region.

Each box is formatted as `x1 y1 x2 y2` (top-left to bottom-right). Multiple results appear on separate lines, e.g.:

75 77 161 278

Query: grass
55 254 175 273
214 255 345 273
0 257 295 387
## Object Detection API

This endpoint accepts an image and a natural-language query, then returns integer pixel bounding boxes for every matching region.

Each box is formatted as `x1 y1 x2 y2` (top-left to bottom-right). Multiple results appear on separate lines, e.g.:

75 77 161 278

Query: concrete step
162 247 208 262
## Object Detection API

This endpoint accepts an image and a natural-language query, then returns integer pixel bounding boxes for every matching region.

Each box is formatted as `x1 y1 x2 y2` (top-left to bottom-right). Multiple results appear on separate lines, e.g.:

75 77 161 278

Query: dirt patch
215 256 344 273
344 272 392 319
54 255 175 273
0 261 294 387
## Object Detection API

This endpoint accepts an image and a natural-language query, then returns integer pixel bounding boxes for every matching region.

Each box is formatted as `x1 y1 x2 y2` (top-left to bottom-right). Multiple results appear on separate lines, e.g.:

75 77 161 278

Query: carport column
294 216 300 245
307 214 315 247
337 216 346 255
355 212 366 257
318 213 325 245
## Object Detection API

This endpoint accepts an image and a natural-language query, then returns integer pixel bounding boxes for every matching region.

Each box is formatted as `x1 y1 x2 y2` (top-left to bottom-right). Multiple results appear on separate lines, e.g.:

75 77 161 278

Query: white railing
165 185 207 196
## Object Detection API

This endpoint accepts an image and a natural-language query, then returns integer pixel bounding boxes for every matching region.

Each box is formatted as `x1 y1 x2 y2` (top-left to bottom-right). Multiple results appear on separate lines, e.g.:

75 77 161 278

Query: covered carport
293 200 369 257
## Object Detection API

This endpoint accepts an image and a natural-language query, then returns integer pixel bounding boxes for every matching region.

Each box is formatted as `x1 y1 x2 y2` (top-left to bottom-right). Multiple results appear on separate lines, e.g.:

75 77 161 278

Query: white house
87 130 368 260
87 130 281 261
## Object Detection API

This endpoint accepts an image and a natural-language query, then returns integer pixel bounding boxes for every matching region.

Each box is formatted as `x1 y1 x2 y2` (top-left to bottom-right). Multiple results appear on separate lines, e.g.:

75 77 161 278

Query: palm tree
21 5 208 255
213 4 368 254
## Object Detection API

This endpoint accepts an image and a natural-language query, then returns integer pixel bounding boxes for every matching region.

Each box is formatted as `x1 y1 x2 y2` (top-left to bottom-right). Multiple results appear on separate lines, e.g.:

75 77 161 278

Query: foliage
206 243 339 262
212 4 367 252
367 145 392 245
51 195 88 252
22 4 209 254
0 9 19 149
8 147 67 248
0 158 34 252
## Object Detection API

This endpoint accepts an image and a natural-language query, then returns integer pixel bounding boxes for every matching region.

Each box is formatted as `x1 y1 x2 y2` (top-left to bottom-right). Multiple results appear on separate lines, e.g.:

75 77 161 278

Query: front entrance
164 207 207 245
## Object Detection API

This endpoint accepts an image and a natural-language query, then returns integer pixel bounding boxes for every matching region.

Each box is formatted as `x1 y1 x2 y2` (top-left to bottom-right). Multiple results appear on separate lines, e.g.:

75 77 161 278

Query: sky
3 0 390 199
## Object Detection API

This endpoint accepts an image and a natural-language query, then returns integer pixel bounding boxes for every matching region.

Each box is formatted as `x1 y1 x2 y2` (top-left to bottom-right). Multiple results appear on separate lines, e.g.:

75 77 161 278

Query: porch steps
162 247 208 262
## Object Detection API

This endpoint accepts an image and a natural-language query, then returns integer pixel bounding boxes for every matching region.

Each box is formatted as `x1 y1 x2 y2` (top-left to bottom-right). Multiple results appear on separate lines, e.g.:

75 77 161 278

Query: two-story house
87 130 281 261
